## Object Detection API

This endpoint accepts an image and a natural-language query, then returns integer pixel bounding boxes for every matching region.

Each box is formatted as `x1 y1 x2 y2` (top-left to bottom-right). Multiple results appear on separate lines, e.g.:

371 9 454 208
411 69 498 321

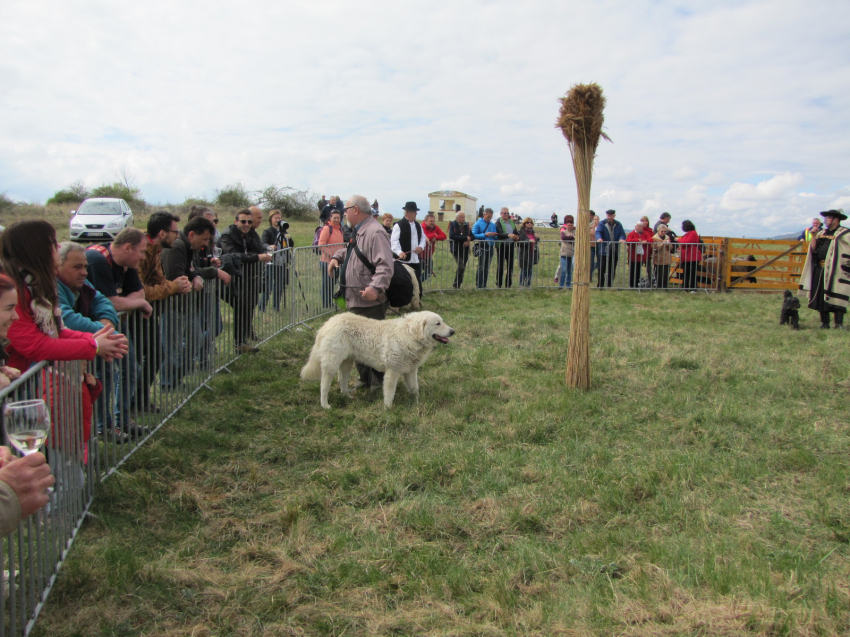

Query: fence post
720 237 730 293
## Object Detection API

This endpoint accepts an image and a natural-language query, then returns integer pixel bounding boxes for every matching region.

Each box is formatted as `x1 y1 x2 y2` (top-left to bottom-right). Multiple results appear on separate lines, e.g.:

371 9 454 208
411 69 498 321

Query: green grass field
31 290 850 636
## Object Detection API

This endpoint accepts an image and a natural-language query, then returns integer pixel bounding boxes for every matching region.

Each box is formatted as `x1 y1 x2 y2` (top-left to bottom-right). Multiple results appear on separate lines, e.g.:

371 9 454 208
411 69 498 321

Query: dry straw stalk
556 83 610 390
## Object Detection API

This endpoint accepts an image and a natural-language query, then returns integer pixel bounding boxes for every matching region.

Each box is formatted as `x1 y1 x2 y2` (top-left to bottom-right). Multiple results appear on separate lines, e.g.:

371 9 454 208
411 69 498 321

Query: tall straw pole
556 84 609 390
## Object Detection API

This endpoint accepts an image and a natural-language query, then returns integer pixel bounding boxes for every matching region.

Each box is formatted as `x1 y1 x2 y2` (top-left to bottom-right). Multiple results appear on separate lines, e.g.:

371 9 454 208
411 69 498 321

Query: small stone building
427 191 478 222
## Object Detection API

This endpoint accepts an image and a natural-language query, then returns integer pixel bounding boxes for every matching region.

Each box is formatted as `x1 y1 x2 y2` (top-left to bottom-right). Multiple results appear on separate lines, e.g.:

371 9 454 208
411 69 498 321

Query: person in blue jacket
56 242 126 441
595 209 627 287
472 208 498 288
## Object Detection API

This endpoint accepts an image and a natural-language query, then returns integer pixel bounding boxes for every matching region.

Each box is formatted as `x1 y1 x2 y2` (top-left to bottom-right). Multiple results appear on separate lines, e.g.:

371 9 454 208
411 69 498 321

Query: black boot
834 313 846 330
820 312 831 329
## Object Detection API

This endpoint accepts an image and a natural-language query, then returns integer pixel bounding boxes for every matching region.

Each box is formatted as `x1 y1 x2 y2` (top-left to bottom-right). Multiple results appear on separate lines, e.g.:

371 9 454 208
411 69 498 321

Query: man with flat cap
391 202 428 297
595 209 627 287
800 209 850 329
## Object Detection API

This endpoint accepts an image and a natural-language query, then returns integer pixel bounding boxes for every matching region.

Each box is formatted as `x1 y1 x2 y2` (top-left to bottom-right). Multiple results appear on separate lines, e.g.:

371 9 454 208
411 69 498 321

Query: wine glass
3 399 50 456
212 246 222 259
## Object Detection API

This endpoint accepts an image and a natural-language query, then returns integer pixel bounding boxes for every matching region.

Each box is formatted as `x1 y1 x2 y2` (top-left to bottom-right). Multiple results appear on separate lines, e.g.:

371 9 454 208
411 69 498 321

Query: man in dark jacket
160 217 215 386
221 209 272 353
595 209 627 287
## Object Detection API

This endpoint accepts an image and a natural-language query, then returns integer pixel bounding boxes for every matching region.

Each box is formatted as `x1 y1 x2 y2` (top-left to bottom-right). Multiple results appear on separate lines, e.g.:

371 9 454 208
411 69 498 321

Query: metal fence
0 236 722 634
419 239 721 293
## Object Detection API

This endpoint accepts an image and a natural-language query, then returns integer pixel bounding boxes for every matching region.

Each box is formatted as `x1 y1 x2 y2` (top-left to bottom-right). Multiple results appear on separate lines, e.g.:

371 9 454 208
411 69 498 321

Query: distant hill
769 232 802 240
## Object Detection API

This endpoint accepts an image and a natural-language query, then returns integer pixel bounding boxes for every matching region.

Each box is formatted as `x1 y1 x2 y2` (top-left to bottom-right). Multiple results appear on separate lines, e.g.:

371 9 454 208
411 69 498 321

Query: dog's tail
300 333 324 381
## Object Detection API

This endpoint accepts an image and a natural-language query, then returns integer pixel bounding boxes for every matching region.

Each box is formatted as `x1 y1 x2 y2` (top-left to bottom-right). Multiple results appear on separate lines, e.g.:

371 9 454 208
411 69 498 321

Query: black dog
780 290 800 329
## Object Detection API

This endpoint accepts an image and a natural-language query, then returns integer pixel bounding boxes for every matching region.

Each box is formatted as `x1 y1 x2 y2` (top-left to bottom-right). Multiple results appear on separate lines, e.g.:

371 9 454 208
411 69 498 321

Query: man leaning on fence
221 208 273 354
137 213 192 409
160 216 214 389
327 195 394 389
85 228 154 431
56 242 126 439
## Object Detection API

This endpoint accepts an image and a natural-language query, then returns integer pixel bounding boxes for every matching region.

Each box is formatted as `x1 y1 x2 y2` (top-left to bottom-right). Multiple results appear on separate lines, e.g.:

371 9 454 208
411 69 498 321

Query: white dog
300 310 454 409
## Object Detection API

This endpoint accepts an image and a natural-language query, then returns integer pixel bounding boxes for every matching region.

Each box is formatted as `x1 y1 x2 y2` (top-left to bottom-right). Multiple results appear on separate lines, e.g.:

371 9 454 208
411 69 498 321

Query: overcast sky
2 0 848 237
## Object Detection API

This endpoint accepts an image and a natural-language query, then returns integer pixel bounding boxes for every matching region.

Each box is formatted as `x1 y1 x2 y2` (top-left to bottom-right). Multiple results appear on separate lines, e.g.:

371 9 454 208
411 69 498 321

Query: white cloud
720 172 804 210
499 181 536 196
511 201 550 219
491 172 516 182
671 167 698 180
830 196 850 209
798 192 817 197
439 175 478 192
701 172 725 186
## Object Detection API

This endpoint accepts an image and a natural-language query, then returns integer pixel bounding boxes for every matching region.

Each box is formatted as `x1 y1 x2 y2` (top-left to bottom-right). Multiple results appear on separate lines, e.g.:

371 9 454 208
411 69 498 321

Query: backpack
311 226 324 253
85 243 114 266
350 243 414 308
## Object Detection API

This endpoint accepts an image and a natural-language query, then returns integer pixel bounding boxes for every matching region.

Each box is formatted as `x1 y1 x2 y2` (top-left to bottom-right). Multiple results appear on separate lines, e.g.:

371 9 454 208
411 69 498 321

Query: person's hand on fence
175 276 192 295
258 253 273 263
0 366 20 381
211 257 222 268
192 278 204 292
217 269 231 286
92 325 129 362
0 450 54 519
139 300 153 319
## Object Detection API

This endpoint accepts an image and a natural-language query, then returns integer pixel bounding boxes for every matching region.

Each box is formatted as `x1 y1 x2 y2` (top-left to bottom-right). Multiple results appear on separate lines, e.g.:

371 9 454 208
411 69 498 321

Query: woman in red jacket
626 222 651 288
422 213 447 284
678 220 703 289
0 221 128 372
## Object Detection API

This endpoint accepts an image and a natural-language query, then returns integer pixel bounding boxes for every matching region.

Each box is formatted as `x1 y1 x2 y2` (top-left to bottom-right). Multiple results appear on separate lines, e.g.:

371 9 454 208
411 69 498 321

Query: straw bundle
555 83 609 389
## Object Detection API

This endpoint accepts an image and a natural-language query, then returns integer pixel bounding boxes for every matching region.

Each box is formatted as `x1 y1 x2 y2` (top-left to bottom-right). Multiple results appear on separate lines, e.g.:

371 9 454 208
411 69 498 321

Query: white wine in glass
212 246 222 259
4 399 50 456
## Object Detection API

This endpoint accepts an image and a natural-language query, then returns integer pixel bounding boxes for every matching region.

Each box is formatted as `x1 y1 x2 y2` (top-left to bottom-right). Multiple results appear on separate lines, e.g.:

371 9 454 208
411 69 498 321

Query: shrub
46 180 90 205
0 192 14 213
182 196 214 208
256 185 320 221
90 182 146 209
214 182 254 209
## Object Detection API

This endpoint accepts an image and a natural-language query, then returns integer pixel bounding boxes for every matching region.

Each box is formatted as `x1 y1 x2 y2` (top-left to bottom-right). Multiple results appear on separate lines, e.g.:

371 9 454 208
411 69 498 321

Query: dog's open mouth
432 334 450 344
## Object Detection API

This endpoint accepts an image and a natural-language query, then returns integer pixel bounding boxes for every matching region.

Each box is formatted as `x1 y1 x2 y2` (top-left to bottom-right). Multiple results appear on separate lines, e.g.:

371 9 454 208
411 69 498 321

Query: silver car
70 198 134 241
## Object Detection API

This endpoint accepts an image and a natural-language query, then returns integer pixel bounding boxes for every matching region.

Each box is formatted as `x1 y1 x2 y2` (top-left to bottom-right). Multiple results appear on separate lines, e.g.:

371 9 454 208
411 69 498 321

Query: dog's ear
418 314 430 340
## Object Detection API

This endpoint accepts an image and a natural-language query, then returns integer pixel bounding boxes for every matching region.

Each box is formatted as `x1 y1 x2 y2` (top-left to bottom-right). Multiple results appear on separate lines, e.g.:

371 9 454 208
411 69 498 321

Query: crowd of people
0 195 845 535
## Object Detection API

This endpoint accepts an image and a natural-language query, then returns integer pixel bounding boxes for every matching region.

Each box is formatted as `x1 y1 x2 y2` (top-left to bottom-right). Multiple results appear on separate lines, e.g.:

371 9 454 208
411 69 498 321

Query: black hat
403 202 420 212
820 209 847 221
605 209 616 215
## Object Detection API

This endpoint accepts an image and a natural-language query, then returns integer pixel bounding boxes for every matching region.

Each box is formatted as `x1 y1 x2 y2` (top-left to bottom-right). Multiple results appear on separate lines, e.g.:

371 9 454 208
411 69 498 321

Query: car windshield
77 201 122 215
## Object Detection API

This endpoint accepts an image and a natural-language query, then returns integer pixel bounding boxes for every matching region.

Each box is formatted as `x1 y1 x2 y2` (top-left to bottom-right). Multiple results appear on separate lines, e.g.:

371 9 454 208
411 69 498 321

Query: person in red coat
421 213 447 284
0 221 129 374
626 222 651 288
678 220 704 289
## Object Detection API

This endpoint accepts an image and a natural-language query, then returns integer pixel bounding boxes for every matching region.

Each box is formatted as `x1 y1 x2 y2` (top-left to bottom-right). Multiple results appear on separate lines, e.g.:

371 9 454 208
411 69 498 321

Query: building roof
427 190 478 201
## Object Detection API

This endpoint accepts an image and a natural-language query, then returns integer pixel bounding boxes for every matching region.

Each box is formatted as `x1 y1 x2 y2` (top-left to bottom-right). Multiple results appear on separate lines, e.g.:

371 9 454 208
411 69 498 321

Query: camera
278 219 290 231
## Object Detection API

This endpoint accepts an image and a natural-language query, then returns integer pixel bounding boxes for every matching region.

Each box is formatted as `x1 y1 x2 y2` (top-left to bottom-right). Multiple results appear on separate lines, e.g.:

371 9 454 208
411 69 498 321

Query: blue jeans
559 256 573 288
519 266 534 287
476 245 493 288
590 247 598 280
320 263 338 308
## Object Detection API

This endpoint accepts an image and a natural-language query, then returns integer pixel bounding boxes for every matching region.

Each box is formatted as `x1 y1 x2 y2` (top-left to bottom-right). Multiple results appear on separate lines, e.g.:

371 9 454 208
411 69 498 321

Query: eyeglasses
238 220 252 225
344 206 357 212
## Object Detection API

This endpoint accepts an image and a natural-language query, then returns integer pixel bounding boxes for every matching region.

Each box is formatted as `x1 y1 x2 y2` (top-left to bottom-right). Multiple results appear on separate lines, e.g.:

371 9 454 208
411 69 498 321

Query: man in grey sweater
328 195 394 388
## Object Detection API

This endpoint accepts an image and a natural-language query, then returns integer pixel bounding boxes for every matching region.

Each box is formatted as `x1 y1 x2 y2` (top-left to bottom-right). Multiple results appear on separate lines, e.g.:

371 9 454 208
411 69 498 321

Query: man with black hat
391 202 427 296
595 209 627 287
800 209 850 329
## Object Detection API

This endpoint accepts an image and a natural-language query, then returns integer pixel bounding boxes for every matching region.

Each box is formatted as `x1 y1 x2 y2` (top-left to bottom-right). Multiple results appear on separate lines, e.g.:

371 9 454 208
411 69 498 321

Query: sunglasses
238 219 252 225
